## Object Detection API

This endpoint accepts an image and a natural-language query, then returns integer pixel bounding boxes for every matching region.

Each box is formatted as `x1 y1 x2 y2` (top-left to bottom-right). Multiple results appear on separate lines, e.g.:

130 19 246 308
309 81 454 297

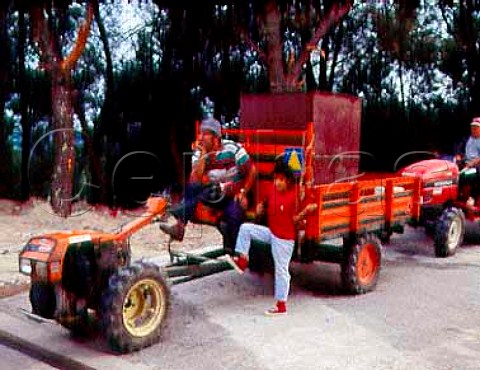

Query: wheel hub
357 243 379 285
447 218 462 250
122 279 166 337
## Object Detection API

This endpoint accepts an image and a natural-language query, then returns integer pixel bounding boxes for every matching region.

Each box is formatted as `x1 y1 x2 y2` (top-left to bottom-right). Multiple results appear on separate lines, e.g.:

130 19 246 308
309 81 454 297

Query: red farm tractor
400 157 480 257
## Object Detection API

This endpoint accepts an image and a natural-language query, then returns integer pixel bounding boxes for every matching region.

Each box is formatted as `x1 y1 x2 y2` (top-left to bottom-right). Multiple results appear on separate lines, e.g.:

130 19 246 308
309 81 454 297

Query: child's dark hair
273 159 295 183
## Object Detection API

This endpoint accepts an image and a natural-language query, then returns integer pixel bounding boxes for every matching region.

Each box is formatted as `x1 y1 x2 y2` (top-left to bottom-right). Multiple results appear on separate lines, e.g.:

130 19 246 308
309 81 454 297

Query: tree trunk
318 37 329 90
18 7 30 201
328 22 344 91
92 0 112 203
262 1 351 93
50 71 75 217
161 7 190 186
73 88 100 204
0 1 11 194
264 1 285 93
30 2 94 216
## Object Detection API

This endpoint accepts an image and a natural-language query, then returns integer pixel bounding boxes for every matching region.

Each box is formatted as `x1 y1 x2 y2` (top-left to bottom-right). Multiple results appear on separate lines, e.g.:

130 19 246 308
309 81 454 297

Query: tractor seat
191 202 223 226
191 198 257 226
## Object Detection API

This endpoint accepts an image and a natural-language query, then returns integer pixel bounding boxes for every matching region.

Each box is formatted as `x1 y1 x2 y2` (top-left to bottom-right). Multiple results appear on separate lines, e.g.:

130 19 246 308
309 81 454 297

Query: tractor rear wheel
100 261 170 353
377 229 392 244
341 234 382 294
30 282 56 319
434 207 465 257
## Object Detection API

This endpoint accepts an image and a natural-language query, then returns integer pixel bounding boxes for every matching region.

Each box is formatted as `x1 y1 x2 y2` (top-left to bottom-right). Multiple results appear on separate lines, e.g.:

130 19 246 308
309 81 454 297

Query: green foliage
2 0 480 203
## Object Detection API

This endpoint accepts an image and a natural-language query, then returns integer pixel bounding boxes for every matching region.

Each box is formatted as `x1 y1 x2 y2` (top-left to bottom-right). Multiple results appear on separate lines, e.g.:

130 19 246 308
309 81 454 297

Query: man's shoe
224 255 248 274
265 301 287 316
159 221 185 241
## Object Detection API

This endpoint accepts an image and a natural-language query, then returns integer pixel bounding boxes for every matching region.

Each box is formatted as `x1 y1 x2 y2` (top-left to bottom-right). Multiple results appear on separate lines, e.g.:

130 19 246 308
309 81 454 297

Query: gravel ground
2 199 480 370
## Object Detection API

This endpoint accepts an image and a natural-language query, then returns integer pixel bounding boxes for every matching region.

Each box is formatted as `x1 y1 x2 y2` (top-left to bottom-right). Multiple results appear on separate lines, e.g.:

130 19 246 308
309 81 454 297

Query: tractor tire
100 261 170 353
424 222 436 237
341 234 382 295
434 207 465 258
60 308 96 338
30 282 56 319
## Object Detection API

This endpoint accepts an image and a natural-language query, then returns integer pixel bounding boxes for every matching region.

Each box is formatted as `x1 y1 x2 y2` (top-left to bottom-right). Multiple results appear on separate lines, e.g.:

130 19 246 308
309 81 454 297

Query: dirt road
1 198 480 370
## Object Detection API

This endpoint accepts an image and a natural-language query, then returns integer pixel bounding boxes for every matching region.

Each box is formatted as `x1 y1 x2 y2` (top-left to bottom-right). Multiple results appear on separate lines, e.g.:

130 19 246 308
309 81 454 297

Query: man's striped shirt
192 139 252 192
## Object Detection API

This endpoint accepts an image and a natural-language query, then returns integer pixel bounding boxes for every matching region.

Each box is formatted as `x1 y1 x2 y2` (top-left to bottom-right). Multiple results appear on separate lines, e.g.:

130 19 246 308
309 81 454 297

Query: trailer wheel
434 207 465 258
100 261 170 353
377 229 392 244
30 282 56 319
341 234 382 294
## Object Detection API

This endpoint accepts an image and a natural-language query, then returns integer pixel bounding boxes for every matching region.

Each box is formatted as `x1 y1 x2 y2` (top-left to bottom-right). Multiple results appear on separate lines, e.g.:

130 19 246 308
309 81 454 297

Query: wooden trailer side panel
303 177 421 242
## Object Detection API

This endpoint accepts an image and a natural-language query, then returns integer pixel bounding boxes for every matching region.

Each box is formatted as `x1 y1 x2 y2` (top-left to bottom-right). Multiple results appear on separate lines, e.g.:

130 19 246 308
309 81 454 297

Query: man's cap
200 118 222 136
471 117 480 127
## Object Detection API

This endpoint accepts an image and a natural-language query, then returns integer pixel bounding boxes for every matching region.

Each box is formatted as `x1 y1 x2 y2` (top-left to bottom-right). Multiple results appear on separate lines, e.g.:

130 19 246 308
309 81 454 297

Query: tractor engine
400 159 459 226
19 231 130 322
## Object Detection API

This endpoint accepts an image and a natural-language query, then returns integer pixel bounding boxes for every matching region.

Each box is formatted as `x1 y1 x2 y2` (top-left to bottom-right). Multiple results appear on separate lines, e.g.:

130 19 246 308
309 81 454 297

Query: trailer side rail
304 177 421 242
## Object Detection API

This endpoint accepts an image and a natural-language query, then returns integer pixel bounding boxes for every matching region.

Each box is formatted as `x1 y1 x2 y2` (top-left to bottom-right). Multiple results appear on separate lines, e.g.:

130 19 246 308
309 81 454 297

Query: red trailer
193 92 421 294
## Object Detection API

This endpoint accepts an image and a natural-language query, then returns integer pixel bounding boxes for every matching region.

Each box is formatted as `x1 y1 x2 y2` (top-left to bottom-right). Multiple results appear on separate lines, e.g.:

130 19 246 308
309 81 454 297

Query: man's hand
465 157 480 168
197 143 207 156
234 188 248 209
191 144 209 182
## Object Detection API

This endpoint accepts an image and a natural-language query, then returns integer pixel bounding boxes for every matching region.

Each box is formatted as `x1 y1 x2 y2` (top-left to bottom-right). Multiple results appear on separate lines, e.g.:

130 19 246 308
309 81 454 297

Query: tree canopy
1 0 479 214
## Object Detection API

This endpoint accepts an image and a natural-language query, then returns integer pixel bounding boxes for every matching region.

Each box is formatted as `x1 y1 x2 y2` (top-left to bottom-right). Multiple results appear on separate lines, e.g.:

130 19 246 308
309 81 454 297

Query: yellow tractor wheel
101 261 170 353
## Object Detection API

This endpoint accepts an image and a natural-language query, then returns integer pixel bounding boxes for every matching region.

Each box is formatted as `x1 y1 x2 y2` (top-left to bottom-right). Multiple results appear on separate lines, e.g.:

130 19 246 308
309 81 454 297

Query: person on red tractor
159 117 256 254
464 117 480 168
460 117 480 204
226 160 317 316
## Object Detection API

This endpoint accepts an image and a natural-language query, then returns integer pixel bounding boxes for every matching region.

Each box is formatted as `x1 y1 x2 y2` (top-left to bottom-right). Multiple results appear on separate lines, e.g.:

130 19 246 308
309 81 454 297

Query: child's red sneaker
224 254 248 274
265 301 287 316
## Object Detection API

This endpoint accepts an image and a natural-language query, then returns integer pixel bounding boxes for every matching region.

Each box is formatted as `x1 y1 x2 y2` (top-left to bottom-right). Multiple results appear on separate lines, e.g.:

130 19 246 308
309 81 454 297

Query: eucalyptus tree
8 0 95 215
0 1 12 192
370 1 480 115
351 0 479 162
438 0 480 116
152 0 353 94
143 0 355 186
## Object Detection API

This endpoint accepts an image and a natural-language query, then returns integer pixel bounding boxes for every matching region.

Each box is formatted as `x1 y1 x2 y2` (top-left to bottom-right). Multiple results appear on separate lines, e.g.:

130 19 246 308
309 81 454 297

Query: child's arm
256 200 266 216
253 200 267 225
293 203 318 223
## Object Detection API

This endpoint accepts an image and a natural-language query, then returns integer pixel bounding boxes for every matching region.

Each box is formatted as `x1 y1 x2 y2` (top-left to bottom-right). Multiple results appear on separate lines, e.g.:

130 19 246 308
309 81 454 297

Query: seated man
460 117 480 203
159 117 256 253
464 117 480 168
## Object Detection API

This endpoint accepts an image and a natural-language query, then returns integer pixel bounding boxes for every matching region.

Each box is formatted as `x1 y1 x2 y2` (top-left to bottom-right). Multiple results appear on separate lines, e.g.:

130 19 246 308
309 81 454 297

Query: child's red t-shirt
265 185 298 240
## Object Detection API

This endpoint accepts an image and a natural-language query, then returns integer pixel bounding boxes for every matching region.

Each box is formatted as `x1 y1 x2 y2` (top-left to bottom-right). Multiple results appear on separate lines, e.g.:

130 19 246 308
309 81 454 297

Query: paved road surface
0 344 55 370
0 225 480 369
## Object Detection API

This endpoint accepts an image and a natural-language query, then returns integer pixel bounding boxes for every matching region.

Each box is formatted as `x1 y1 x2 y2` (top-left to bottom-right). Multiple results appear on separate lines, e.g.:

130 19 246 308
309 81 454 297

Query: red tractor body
400 159 459 207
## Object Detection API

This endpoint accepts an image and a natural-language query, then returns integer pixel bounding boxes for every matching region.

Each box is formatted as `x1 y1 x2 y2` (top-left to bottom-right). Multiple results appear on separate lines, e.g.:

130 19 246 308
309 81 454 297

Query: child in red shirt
226 160 317 315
